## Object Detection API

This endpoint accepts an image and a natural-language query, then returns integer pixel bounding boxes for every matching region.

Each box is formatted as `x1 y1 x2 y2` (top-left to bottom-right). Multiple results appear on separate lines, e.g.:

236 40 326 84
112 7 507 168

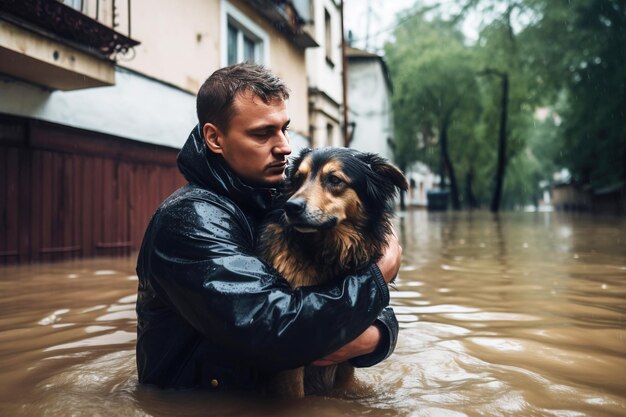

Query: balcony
242 0 317 48
0 0 140 90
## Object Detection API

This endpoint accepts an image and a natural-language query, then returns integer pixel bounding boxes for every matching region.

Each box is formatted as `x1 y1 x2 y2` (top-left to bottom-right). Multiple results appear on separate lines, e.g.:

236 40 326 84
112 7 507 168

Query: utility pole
341 0 349 146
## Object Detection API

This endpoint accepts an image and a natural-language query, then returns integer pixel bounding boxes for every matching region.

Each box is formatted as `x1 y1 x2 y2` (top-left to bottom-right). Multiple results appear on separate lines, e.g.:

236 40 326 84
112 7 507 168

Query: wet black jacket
136 125 398 390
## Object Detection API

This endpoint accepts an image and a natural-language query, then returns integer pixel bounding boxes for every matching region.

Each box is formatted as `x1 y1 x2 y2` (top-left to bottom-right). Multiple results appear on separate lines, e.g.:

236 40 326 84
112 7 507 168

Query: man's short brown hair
196 63 290 133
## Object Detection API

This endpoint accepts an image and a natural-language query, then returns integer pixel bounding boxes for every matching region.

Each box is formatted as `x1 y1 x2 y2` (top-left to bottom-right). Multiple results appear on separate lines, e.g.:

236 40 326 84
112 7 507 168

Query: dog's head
282 148 408 234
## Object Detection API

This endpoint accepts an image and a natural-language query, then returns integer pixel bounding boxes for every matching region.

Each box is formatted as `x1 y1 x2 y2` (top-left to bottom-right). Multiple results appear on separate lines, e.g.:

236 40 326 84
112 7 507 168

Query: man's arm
311 308 398 367
349 308 399 367
141 194 391 372
310 229 401 366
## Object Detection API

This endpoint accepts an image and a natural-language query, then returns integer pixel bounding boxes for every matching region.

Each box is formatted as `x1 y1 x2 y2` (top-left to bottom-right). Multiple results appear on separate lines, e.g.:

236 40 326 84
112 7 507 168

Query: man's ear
203 123 223 154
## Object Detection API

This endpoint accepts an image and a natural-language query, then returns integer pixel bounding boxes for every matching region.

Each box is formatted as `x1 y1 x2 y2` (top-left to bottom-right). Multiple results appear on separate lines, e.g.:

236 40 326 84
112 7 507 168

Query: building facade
346 46 439 208
0 0 316 264
405 162 439 208
305 0 344 149
345 46 393 160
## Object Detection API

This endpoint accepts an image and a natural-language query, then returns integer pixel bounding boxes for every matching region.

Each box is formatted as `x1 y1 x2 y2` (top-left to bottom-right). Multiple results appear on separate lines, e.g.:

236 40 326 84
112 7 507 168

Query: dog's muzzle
284 197 337 233
284 197 307 218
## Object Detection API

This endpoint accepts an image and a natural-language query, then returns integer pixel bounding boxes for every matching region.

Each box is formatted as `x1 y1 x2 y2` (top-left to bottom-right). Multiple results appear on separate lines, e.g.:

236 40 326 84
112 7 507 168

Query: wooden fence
0 115 186 264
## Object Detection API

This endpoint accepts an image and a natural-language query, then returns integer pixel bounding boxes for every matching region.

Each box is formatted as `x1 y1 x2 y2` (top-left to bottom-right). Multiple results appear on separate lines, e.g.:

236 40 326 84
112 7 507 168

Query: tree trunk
440 121 461 210
439 148 445 189
465 168 479 209
399 167 407 210
490 73 509 213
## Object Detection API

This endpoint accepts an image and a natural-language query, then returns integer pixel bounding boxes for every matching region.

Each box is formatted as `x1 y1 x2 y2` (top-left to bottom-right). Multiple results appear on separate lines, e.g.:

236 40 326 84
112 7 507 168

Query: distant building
345 46 440 207
0 0 317 264
552 183 626 215
592 184 626 215
405 163 439 208
305 0 344 150
345 46 393 161
551 183 592 212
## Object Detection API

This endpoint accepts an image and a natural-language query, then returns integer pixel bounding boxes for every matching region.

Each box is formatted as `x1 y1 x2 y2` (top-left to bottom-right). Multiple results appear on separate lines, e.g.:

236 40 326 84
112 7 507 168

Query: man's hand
311 325 381 366
376 228 402 284
312 230 399 367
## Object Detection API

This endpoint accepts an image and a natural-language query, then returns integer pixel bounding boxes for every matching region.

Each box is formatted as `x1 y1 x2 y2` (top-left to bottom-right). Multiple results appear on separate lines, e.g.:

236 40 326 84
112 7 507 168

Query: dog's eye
326 174 344 187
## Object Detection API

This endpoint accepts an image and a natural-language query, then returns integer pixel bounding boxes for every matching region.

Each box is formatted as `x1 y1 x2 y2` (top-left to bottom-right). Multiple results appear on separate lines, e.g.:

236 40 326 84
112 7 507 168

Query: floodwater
0 210 625 417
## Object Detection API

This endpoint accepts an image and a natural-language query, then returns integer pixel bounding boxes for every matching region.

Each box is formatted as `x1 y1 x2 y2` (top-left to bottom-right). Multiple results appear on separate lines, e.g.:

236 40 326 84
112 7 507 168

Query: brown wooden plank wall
0 116 186 265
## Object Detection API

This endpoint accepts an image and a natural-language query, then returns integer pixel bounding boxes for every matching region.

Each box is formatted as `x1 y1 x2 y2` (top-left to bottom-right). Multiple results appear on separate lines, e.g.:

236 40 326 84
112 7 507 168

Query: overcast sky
344 0 416 53
344 0 483 54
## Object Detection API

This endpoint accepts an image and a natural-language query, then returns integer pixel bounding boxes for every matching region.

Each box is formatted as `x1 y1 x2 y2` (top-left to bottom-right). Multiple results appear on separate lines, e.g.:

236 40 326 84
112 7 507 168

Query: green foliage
521 0 626 189
385 13 480 194
385 0 625 209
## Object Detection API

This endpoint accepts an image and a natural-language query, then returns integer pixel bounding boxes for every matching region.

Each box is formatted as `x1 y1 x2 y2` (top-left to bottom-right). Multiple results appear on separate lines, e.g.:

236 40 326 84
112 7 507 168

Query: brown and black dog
259 147 408 398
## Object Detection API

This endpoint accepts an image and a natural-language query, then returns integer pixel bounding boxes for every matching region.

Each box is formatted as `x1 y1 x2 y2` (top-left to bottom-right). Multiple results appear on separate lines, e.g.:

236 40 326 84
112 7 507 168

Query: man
136 63 401 390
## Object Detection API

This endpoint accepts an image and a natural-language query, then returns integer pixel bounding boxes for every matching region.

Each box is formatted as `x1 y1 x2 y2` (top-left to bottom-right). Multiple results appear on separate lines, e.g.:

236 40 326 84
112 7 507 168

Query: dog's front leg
267 367 305 398
333 362 355 390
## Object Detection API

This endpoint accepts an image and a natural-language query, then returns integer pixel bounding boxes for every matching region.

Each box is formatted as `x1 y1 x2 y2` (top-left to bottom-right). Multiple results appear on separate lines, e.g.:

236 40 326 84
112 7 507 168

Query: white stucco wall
120 0 221 94
0 67 197 149
1 65 314 153
1 0 313 149
305 0 343 106
347 58 393 160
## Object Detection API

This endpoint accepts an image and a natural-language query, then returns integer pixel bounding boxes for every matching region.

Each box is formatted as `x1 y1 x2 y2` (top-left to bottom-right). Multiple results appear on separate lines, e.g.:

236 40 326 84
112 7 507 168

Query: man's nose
273 131 291 156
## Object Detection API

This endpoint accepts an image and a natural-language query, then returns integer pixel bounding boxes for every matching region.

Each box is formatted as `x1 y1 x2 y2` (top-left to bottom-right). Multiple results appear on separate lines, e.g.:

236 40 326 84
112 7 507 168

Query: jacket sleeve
142 194 390 371
349 307 398 367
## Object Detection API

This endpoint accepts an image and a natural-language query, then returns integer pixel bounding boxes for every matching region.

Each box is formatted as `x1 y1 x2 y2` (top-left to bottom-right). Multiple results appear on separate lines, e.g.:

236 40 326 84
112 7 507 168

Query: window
309 125 315 147
324 8 333 66
222 1 269 66
227 24 238 65
61 0 82 11
326 123 334 146
227 20 262 65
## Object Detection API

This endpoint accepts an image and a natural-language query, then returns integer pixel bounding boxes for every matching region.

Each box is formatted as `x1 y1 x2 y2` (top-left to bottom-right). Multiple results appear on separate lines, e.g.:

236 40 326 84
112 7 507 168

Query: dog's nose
285 198 306 217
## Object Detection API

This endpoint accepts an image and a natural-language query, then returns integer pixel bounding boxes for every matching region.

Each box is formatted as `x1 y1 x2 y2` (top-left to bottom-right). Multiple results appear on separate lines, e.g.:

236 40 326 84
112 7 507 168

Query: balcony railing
243 0 317 48
0 0 139 57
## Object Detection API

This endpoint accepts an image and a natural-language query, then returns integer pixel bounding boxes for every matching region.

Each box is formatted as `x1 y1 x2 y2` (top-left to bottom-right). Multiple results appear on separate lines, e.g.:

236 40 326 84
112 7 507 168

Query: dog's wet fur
259 147 408 398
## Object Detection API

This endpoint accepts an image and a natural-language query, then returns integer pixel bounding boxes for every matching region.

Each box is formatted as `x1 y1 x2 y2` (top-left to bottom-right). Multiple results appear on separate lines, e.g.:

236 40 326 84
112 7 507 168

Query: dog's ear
286 148 312 178
352 152 408 211
358 153 408 191
282 148 313 198
296 147 313 161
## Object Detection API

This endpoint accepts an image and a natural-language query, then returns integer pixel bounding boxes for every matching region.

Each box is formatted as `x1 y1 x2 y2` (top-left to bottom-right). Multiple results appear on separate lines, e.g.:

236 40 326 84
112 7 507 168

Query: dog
258 147 408 398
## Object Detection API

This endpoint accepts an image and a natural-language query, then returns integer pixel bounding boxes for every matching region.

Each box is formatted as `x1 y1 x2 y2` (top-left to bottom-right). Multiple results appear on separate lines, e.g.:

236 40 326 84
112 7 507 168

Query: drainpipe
340 0 349 147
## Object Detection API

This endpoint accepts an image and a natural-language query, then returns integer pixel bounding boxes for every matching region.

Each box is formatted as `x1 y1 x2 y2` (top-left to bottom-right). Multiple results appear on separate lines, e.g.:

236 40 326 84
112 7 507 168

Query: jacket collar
177 124 280 216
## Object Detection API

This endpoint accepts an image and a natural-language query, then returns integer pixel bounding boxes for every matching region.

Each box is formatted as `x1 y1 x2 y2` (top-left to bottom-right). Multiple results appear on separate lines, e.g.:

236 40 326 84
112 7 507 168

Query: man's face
206 92 292 187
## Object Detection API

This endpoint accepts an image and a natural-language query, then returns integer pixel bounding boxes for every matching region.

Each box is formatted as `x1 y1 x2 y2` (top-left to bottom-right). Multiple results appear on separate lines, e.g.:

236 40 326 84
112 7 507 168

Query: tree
458 0 626 202
385 14 480 210
386 0 625 211
480 69 509 212
520 0 626 191
472 2 536 212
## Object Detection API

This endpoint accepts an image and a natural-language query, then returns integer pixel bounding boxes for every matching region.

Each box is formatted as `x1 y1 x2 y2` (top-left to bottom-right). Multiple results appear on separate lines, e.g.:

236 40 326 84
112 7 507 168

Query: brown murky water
0 210 625 416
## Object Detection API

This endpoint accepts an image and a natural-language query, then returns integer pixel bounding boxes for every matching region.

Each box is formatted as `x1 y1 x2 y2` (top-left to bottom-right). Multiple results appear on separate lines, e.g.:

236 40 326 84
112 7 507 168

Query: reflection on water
0 211 625 416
